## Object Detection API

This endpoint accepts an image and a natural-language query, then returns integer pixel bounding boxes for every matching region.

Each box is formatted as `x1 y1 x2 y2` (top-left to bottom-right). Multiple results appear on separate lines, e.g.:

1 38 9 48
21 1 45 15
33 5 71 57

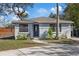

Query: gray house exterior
12 17 73 39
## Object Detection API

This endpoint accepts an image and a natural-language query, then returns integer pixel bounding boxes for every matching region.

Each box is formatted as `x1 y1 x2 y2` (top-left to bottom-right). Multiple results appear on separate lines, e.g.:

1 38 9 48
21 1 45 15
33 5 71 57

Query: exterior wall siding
15 24 19 39
61 24 72 38
28 24 33 38
15 24 30 39
39 23 72 38
39 24 49 38
15 23 72 39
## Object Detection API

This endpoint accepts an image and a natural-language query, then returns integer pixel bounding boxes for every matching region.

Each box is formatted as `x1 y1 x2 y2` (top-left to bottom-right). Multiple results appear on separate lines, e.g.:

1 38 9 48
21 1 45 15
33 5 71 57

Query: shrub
16 33 28 40
47 27 54 39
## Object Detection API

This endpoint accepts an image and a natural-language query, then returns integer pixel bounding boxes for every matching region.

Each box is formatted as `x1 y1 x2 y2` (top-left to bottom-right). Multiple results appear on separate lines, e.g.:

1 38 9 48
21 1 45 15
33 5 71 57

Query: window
50 24 62 32
50 24 56 32
19 24 28 32
59 24 61 32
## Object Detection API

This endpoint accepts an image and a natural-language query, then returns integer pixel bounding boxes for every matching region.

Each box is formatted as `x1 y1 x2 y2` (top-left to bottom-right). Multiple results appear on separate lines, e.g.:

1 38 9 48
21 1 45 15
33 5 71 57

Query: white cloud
51 5 63 14
14 7 22 13
37 8 48 14
0 16 7 27
36 8 49 17
0 16 4 19
0 16 5 22
12 15 20 21
14 7 25 13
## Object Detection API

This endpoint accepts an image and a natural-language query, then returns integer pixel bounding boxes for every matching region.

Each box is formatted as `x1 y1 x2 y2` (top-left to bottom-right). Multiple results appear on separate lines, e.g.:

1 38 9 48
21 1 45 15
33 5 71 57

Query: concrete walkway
0 43 79 56
32 39 48 44
71 37 79 41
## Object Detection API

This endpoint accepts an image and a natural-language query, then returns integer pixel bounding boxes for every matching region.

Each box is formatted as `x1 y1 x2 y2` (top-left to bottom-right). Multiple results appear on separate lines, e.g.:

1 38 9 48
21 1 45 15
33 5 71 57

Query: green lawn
0 39 78 51
0 40 45 51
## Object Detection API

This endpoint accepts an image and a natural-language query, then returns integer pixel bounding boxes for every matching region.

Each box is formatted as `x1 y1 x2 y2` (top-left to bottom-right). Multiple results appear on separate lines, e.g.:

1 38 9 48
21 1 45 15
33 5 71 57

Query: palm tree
56 3 60 39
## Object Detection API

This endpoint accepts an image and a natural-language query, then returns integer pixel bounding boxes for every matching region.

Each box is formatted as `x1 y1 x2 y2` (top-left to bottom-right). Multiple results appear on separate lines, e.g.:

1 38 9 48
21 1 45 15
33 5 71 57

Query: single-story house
12 17 73 39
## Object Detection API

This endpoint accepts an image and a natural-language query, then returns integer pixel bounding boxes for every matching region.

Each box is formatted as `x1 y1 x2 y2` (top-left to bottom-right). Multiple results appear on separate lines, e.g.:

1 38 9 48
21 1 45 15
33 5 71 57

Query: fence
0 27 15 37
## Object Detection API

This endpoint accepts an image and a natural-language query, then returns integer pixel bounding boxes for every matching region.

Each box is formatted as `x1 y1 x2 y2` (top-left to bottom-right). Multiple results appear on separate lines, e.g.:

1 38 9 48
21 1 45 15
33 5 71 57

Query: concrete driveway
0 43 79 56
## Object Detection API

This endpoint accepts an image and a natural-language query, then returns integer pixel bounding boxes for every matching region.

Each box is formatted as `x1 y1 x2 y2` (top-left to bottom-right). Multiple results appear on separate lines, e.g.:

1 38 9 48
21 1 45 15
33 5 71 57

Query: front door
33 24 39 37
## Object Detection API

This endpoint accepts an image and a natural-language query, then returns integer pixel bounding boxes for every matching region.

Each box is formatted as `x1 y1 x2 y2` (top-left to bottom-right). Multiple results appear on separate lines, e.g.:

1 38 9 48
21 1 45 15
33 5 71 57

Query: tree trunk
56 3 60 39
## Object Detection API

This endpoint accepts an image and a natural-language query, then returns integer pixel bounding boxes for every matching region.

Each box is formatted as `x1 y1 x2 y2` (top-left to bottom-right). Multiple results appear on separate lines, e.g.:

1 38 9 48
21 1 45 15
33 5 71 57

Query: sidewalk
0 47 40 56
0 49 21 56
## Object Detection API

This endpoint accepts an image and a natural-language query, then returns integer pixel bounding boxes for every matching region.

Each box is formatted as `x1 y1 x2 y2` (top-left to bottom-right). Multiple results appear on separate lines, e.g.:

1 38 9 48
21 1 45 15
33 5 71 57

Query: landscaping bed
0 40 45 51
43 38 79 44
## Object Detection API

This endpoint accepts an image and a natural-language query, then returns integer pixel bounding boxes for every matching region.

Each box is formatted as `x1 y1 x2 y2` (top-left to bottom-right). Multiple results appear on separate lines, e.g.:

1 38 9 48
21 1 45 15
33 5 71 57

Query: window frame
19 24 28 32
59 24 62 32
49 24 62 32
49 24 56 32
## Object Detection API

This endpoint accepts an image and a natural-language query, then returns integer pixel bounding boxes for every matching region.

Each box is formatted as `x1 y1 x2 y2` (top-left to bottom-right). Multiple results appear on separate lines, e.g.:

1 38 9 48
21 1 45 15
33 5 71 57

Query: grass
0 38 78 51
43 38 78 44
0 40 45 51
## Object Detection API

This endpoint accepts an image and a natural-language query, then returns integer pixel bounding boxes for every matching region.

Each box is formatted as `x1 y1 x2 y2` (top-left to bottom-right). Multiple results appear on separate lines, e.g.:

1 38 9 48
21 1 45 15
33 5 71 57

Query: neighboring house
12 17 73 39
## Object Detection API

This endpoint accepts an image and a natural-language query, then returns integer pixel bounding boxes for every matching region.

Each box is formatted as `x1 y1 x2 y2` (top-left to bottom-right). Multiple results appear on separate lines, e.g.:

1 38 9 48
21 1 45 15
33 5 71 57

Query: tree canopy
0 3 33 20
64 4 79 29
49 12 64 19
0 3 33 27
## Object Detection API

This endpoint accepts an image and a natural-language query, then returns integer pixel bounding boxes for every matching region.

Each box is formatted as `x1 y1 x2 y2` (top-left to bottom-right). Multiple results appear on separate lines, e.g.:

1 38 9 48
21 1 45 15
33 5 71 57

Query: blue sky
28 3 66 18
28 3 56 18
0 3 67 24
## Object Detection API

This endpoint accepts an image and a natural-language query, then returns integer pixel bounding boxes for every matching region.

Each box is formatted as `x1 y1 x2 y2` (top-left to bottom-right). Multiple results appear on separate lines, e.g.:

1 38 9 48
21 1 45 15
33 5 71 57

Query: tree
0 3 33 20
49 12 64 19
0 3 33 27
49 13 56 18
64 3 79 29
49 3 60 39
